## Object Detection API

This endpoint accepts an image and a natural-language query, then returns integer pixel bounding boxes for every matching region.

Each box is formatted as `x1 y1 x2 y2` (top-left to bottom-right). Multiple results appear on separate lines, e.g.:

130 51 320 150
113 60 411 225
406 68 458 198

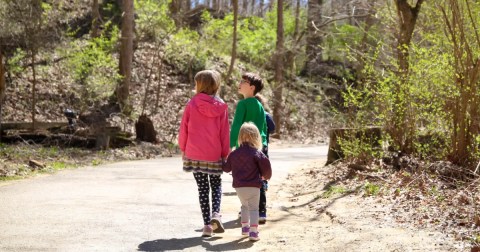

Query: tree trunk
91 0 101 38
259 0 264 16
0 47 4 105
251 0 255 16
169 0 182 28
142 47 162 115
390 0 424 153
355 1 377 82
304 0 323 75
0 47 5 141
293 0 301 39
184 0 192 11
395 0 424 77
273 0 284 135
117 0 134 114
226 0 239 80
287 0 301 79
268 0 274 11
242 0 248 15
30 50 37 130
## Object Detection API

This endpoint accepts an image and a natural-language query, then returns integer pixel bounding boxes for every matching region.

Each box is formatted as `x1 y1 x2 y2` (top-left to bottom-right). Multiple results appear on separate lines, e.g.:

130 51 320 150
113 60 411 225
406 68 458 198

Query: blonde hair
194 70 221 95
238 122 262 150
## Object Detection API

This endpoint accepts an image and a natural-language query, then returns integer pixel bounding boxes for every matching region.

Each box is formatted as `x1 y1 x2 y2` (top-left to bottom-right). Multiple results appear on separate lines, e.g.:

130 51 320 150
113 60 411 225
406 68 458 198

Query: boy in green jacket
230 72 270 223
230 72 267 149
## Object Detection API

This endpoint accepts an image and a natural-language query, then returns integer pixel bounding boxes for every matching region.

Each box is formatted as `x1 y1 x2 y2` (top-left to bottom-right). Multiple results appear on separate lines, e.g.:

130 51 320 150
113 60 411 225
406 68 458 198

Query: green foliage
325 24 364 61
50 161 67 170
363 182 380 196
39 146 60 157
91 159 102 166
338 136 382 163
6 48 27 76
199 5 304 67
200 11 233 56
135 0 175 41
337 2 467 161
64 23 121 107
336 69 383 162
164 28 208 74
321 185 349 198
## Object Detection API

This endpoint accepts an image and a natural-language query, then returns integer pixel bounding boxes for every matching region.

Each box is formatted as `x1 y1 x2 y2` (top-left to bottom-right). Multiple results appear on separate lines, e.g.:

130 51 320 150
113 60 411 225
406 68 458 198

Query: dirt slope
250 159 463 252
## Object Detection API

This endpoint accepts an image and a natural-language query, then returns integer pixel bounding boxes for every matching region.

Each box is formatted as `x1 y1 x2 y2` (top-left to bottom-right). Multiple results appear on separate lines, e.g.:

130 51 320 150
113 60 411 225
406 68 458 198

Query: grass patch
321 185 349 198
49 161 68 170
363 182 380 196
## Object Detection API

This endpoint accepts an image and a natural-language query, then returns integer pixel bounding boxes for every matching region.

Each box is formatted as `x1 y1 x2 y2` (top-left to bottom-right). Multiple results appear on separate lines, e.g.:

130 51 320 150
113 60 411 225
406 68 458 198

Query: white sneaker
210 212 225 233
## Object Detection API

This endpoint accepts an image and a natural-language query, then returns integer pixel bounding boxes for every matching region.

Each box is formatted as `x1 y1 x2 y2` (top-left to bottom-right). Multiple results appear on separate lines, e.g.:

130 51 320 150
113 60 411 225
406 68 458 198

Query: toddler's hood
190 93 227 117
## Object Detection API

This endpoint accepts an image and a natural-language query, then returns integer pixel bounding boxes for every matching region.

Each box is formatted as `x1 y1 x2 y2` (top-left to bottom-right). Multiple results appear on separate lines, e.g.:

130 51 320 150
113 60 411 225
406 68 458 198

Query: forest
1 0 480 249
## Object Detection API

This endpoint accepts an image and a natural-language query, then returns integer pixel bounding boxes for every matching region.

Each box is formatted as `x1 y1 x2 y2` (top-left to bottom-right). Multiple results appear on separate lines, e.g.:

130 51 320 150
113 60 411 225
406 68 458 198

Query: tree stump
326 126 382 165
135 114 157 143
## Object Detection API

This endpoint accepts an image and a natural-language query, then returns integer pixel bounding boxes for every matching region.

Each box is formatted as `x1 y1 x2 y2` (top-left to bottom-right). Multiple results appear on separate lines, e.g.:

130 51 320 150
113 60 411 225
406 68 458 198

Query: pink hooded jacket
178 93 230 162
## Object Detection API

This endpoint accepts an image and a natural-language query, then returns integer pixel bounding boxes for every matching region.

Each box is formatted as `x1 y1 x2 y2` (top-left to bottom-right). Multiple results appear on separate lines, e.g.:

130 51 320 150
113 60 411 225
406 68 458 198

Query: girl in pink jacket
178 70 230 237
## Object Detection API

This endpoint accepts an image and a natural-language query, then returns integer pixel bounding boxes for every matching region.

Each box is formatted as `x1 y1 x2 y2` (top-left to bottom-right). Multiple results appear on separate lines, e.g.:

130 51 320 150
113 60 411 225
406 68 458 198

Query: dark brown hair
241 72 263 95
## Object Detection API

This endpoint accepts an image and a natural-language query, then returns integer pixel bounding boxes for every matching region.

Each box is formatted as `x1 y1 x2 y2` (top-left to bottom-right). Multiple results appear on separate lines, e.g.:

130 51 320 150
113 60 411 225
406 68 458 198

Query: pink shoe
202 225 213 237
249 231 259 241
241 226 250 236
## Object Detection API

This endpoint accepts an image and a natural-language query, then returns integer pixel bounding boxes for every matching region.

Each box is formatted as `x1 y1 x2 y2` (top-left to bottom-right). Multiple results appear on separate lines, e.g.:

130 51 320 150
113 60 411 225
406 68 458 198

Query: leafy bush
164 28 208 74
6 48 27 76
64 23 121 108
135 0 175 42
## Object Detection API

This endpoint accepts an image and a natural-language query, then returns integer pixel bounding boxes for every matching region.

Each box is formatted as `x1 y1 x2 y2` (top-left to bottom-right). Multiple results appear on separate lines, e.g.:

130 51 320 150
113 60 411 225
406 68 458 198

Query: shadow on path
138 236 253 251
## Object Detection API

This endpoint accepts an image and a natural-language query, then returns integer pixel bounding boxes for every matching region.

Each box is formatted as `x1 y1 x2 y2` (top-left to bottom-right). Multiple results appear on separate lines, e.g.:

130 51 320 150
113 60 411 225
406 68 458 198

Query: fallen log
0 122 67 132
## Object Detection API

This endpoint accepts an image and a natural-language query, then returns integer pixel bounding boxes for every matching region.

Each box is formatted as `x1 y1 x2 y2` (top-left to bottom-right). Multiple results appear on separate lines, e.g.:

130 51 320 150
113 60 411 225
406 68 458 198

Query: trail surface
0 145 325 251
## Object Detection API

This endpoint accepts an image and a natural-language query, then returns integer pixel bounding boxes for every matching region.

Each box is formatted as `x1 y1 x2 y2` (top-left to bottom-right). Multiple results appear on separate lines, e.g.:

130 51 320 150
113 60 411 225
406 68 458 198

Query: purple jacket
178 93 230 161
223 144 272 188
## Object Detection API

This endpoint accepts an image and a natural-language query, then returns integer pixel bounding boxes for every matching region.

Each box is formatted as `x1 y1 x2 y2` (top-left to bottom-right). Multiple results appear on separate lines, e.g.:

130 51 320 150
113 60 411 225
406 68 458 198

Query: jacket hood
190 93 227 117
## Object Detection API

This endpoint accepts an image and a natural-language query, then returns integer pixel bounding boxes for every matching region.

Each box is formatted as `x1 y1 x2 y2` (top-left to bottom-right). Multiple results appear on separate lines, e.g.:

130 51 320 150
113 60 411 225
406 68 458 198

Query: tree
242 0 248 15
0 47 5 139
5 0 45 130
259 0 265 16
395 0 425 78
440 0 480 165
169 0 183 28
389 0 425 153
273 0 285 134
304 0 323 75
116 0 134 114
91 0 101 38
226 0 239 80
287 0 302 79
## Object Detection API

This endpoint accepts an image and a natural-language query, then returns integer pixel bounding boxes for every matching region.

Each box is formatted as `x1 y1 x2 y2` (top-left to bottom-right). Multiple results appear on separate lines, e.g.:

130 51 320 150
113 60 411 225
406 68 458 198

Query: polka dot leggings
193 172 222 225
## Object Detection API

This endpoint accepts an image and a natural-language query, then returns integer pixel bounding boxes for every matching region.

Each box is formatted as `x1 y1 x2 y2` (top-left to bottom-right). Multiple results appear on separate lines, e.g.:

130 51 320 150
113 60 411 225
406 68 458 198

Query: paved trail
0 145 327 251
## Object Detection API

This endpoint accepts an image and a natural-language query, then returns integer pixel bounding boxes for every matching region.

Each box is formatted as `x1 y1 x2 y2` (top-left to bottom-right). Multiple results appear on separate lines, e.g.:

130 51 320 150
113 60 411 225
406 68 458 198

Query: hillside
0 28 328 177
